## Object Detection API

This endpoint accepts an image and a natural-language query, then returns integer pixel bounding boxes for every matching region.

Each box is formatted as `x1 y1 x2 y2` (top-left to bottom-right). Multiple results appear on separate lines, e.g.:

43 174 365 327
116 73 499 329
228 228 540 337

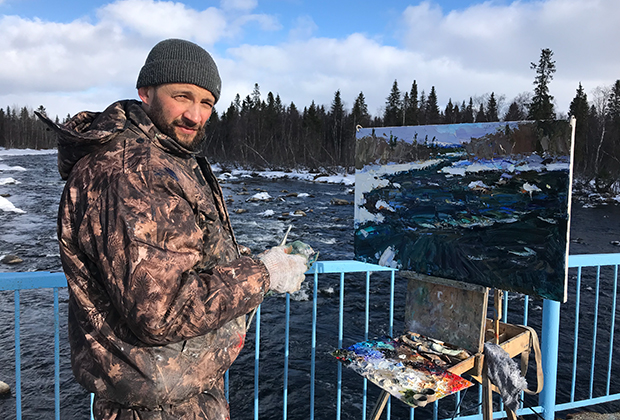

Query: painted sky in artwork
354 121 574 301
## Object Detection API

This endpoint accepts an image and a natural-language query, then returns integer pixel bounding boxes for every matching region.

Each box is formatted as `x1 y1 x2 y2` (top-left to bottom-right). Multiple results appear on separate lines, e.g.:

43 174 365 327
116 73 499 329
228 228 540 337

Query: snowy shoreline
0 147 355 185
0 148 354 214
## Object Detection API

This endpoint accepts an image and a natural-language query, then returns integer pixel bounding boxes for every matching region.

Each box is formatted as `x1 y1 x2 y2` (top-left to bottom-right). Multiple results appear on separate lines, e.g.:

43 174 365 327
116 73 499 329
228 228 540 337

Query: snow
213 166 355 186
0 177 20 185
0 148 57 157
248 192 272 201
0 164 27 172
0 195 25 213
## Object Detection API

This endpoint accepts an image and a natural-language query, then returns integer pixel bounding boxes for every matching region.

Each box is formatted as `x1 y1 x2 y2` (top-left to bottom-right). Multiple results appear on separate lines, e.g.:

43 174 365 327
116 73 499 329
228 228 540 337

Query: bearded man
38 38 309 420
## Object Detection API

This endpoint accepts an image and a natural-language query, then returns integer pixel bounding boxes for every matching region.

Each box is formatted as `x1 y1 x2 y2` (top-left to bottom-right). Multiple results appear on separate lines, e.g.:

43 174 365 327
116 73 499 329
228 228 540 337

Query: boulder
330 198 352 206
0 380 10 395
1 255 23 265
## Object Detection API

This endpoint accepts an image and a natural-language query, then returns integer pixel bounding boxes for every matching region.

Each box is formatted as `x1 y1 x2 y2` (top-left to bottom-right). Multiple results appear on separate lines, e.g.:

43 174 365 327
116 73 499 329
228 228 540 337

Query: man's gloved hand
258 246 308 294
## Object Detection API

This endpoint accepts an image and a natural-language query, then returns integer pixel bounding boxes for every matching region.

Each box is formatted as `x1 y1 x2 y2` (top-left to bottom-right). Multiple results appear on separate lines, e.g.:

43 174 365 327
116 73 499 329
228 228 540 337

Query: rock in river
0 380 10 395
1 254 23 264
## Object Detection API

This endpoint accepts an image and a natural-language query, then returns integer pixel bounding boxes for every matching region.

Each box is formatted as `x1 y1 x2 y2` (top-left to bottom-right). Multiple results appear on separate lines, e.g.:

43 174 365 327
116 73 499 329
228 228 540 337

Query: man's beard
148 97 206 150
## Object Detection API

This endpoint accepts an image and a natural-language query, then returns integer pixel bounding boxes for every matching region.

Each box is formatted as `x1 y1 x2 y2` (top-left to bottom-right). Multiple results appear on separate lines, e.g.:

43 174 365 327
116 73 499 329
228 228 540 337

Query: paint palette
333 335 473 407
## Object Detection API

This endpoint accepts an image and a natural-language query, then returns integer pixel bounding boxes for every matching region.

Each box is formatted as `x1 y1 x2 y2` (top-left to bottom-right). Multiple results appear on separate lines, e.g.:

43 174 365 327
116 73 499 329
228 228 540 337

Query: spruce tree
486 92 499 122
528 48 556 120
444 99 456 124
418 91 427 125
426 86 441 124
384 80 402 126
352 92 371 128
462 98 474 123
504 102 524 121
569 82 590 175
475 103 487 123
404 81 419 125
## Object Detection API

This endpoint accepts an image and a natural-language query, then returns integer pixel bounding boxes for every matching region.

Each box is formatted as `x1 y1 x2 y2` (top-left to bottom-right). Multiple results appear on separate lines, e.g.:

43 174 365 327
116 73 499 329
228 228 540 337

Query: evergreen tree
528 48 556 120
444 99 456 124
404 81 419 125
569 82 591 175
418 90 427 125
352 92 371 128
605 80 620 179
328 89 346 164
0 108 5 148
504 101 524 121
384 80 402 126
475 103 487 123
453 103 461 123
486 92 499 122
462 98 474 123
426 86 441 124
607 80 620 123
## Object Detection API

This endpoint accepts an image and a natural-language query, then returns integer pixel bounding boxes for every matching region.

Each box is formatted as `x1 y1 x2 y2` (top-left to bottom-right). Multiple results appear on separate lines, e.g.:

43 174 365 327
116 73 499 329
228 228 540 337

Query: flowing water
1 152 620 419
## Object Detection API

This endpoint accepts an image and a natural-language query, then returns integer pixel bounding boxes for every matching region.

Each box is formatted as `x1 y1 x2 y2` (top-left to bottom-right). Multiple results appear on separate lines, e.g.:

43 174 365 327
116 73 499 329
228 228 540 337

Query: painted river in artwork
2 151 620 419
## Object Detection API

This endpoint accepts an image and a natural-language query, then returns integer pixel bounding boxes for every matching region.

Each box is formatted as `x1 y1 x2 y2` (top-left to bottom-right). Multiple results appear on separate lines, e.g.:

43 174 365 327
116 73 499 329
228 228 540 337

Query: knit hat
136 39 221 103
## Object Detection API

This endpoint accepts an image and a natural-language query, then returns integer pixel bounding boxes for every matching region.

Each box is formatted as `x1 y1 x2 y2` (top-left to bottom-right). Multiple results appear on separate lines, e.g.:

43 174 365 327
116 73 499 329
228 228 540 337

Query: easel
369 273 542 420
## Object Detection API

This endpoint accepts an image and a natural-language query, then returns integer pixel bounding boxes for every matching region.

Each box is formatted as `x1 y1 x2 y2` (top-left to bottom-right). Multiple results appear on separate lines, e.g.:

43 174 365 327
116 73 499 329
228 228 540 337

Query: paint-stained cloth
38 100 269 419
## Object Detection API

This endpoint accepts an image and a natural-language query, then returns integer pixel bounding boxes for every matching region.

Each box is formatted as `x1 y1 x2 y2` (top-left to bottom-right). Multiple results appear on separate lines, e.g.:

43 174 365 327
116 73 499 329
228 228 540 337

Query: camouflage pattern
39 100 269 419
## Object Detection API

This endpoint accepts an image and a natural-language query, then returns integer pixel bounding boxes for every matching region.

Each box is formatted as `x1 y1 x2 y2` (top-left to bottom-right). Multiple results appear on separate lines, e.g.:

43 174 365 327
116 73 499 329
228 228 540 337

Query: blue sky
0 0 618 120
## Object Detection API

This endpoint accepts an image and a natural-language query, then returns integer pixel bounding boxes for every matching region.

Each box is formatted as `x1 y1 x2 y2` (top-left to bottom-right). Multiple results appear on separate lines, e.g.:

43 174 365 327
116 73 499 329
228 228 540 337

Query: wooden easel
368 274 541 420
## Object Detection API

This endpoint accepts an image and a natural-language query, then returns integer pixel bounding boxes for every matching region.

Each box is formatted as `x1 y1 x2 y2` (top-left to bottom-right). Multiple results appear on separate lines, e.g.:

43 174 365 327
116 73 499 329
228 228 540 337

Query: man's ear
138 86 154 105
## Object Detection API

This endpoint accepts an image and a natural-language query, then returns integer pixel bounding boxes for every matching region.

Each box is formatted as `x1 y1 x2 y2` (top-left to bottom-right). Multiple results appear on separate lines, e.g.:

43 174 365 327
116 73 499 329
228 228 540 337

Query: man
38 39 310 419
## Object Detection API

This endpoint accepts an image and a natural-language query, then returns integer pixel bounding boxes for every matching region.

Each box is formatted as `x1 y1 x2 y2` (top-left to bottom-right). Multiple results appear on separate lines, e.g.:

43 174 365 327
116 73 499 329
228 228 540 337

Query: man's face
139 83 215 150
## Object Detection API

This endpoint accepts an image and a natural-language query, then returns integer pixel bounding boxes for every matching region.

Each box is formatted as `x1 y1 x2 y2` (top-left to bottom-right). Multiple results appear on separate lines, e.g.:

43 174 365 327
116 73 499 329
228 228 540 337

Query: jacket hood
37 100 196 180
37 100 142 180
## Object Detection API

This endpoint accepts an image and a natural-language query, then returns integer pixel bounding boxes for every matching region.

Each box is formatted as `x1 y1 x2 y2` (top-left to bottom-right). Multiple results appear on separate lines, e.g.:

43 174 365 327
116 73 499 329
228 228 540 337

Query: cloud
0 0 618 121
0 0 279 117
398 0 620 100
288 15 318 40
97 0 228 45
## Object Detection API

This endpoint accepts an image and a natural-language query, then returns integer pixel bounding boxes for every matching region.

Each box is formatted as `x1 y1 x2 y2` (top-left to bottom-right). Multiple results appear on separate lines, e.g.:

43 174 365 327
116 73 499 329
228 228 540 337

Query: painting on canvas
354 121 574 302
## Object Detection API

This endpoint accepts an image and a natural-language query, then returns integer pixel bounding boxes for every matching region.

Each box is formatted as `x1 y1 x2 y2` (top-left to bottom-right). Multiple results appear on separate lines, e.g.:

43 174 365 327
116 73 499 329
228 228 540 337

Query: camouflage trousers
93 380 229 420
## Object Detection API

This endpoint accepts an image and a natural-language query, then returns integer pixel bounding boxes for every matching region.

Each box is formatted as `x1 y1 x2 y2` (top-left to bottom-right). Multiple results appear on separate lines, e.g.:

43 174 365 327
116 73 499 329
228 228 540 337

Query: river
1 151 620 419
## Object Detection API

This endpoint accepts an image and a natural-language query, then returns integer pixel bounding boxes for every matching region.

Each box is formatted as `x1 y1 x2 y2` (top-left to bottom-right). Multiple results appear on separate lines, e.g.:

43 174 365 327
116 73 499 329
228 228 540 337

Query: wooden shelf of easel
447 319 531 381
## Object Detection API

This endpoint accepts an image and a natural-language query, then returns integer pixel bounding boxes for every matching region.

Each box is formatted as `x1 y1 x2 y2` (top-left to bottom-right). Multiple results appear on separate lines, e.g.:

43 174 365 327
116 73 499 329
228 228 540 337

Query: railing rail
1 255 619 419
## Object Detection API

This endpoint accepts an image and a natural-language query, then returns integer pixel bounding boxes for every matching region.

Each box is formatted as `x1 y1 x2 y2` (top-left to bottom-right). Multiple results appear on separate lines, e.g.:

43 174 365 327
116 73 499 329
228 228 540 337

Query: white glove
258 246 308 294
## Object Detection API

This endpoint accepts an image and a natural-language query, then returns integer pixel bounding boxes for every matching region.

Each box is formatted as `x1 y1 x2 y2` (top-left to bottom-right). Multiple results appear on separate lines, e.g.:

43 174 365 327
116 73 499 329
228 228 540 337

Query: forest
1 49 619 191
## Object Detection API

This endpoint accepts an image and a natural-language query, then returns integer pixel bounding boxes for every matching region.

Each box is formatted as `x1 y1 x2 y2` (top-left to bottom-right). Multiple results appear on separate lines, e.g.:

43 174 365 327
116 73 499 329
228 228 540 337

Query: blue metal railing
1 255 619 419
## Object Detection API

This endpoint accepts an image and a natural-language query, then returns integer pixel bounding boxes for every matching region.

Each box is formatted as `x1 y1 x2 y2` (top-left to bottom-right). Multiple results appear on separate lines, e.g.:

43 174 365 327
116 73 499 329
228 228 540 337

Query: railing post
540 299 560 420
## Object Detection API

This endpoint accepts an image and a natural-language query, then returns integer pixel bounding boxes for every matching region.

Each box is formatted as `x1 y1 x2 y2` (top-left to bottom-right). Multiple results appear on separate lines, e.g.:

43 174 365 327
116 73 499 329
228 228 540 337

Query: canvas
354 121 574 302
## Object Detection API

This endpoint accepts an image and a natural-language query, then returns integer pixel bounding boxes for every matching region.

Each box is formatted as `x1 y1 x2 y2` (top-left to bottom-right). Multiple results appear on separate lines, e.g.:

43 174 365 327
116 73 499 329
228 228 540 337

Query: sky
0 0 618 121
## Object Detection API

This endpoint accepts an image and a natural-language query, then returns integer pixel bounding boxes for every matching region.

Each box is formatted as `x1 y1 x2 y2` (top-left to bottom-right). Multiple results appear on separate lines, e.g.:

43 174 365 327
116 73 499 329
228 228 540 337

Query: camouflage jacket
39 100 269 409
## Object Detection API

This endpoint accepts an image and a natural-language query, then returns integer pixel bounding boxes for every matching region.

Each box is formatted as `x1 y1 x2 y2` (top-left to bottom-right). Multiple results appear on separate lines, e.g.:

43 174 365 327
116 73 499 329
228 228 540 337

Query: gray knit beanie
136 39 221 103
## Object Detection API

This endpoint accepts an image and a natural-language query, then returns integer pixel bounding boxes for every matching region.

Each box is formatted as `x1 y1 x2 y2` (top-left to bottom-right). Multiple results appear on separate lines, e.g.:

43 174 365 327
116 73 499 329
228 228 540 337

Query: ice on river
0 195 25 213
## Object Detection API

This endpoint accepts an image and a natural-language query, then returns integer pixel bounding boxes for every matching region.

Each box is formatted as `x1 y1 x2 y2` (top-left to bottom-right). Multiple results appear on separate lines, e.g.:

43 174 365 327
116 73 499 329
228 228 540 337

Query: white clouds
400 0 620 93
97 0 228 45
0 0 618 121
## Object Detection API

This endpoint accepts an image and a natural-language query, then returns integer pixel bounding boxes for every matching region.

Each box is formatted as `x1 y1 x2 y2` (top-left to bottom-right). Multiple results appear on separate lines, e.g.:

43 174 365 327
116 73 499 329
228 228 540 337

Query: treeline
570 80 620 189
0 105 57 150
2 49 620 190
201 81 528 172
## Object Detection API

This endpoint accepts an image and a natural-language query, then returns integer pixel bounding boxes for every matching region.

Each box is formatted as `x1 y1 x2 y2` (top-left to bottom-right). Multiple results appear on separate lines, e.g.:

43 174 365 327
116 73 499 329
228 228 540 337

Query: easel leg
370 390 390 420
482 359 493 420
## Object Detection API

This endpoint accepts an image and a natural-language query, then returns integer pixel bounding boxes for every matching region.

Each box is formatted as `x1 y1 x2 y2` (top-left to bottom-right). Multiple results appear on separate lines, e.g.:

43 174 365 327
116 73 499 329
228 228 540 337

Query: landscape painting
354 121 574 302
